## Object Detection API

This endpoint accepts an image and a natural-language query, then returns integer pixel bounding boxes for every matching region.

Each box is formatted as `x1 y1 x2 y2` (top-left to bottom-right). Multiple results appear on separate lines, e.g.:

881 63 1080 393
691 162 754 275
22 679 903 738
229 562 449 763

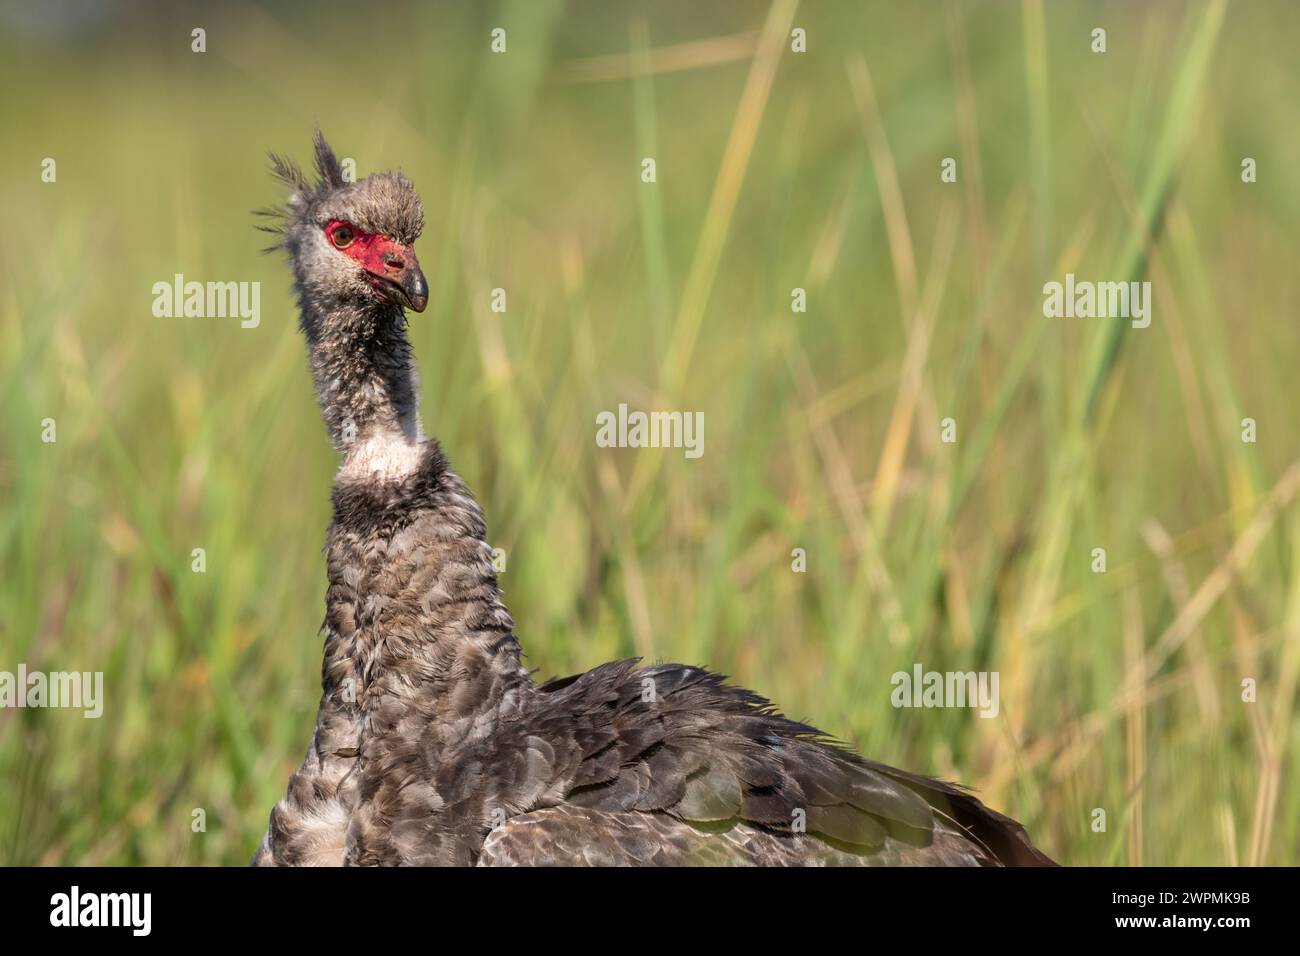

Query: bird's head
260 128 428 318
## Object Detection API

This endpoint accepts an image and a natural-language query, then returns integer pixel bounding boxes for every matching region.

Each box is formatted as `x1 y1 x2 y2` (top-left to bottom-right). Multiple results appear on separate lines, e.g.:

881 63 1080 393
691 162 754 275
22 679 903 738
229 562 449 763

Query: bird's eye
331 226 355 248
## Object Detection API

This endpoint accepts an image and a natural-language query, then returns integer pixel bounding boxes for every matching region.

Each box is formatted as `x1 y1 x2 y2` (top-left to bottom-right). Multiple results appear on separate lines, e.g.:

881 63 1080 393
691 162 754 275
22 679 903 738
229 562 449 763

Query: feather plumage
252 132 1056 868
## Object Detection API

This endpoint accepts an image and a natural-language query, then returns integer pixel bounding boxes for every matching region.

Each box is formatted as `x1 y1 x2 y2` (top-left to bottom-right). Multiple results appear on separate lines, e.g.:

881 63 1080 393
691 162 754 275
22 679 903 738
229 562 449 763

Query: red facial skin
324 219 415 297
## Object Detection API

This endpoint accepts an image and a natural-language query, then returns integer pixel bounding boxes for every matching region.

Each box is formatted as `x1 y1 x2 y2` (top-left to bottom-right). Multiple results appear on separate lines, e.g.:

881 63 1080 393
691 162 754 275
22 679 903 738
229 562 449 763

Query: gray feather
253 131 1056 869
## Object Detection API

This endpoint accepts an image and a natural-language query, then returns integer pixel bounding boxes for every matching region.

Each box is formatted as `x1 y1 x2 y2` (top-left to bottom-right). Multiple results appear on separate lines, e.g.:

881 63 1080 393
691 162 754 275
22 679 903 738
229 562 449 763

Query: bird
251 130 1055 867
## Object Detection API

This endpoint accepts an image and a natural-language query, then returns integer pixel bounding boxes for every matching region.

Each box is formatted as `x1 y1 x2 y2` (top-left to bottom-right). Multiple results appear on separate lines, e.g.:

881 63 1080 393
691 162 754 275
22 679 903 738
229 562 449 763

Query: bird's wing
493 659 1052 866
477 804 987 866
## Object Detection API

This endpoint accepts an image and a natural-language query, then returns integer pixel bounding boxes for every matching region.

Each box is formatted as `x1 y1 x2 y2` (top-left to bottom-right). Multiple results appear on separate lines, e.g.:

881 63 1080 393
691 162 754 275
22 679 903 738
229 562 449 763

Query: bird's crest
312 128 346 190
256 126 424 251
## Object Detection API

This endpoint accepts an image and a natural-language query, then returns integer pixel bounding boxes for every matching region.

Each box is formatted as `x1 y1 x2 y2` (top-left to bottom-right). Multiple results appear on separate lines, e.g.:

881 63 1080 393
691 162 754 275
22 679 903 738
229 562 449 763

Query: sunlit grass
1 0 1298 866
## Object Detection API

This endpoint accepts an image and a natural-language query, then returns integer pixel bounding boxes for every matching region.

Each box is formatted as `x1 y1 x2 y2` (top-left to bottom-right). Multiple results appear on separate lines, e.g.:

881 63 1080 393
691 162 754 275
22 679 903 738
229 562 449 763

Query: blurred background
2 0 1298 866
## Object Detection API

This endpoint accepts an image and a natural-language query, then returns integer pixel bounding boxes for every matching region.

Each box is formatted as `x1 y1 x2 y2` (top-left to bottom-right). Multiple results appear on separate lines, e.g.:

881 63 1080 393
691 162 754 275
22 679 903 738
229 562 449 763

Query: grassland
1 0 1298 866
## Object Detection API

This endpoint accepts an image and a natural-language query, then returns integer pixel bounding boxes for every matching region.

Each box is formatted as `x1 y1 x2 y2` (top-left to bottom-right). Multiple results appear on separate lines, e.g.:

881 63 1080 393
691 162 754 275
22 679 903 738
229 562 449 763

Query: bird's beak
398 258 428 313
371 241 428 313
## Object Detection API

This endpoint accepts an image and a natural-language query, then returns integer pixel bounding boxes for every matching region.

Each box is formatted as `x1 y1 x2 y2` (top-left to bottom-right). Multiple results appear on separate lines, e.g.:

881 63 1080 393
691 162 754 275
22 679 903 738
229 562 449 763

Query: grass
1 0 1299 866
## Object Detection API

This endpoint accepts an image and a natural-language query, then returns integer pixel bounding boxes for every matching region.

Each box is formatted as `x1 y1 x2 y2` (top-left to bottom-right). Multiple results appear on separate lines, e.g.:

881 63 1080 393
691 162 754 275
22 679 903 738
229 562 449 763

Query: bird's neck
296 295 530 714
301 297 425 481
269 288 531 866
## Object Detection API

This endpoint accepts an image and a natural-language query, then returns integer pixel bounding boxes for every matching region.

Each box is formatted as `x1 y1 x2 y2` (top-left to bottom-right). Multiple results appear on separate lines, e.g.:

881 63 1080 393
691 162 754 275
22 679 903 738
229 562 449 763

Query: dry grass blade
553 31 759 84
